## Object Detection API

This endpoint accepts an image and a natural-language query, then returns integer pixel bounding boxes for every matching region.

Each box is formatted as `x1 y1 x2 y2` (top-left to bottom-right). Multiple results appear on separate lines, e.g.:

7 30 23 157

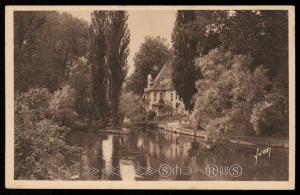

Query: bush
146 110 156 121
68 57 93 118
131 114 146 122
15 88 52 124
15 88 80 179
49 85 79 126
120 92 144 119
251 93 288 136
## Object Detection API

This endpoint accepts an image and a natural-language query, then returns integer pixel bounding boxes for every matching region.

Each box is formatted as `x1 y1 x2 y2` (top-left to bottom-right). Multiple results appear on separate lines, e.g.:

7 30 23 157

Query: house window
171 92 173 102
154 92 157 101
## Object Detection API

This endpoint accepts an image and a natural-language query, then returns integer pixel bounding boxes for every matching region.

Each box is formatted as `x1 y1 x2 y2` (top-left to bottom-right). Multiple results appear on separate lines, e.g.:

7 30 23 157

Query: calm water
64 126 288 181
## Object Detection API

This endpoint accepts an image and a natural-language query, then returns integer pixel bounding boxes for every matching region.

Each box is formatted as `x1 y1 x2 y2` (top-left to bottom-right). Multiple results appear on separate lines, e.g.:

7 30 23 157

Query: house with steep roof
142 63 187 117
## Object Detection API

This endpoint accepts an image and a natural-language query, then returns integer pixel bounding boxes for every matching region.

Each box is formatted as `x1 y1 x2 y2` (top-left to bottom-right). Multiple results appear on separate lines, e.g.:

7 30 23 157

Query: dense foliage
120 92 144 118
15 88 80 179
14 11 88 179
89 11 130 127
219 11 288 77
172 10 288 111
127 36 172 96
13 10 289 180
49 85 79 127
107 11 130 128
67 57 94 119
89 11 109 122
14 11 89 92
192 48 288 137
171 11 202 111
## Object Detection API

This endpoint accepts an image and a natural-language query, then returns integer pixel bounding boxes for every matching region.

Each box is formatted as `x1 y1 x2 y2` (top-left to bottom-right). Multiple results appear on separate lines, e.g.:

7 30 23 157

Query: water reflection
65 126 288 181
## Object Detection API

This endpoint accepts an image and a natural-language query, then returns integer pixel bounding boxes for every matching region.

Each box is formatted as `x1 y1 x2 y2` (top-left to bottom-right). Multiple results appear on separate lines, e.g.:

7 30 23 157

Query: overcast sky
68 10 176 76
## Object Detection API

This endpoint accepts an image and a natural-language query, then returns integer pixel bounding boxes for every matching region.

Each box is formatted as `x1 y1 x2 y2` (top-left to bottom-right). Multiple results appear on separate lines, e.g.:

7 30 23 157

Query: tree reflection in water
65 126 288 181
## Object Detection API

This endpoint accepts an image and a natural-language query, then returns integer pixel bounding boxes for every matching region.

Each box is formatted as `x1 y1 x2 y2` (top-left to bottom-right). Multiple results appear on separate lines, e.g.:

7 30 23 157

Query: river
64 126 288 181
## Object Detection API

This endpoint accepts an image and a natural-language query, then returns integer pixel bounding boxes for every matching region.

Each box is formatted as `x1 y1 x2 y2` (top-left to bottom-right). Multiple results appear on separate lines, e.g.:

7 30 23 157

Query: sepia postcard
5 5 295 189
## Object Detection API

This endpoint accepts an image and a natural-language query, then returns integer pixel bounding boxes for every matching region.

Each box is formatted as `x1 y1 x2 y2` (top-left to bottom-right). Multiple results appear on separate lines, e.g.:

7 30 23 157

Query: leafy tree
172 10 288 112
192 48 288 136
193 10 227 55
219 10 288 78
127 36 172 96
106 11 130 128
120 92 143 118
56 12 90 78
259 10 288 78
89 11 109 122
67 57 93 119
250 75 288 136
49 85 79 127
14 12 88 180
171 11 204 111
14 11 89 92
14 11 47 92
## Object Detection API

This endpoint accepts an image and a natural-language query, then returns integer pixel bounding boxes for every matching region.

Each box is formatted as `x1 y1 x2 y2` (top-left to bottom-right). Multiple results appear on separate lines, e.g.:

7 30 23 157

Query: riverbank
73 120 288 148
157 123 289 149
72 120 130 135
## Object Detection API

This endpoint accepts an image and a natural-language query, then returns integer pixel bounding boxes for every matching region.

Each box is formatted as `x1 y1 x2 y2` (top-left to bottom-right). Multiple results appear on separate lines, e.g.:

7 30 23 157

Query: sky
68 10 176 76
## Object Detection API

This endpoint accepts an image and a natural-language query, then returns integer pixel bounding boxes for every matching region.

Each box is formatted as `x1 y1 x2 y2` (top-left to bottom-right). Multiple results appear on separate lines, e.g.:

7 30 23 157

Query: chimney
147 74 152 88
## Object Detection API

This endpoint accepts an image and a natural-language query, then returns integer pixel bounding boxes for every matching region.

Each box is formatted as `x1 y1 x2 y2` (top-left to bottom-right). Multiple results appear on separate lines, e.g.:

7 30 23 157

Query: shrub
120 92 144 119
49 85 79 126
68 57 93 118
146 110 156 121
131 114 146 122
251 92 288 136
15 88 52 124
15 88 80 179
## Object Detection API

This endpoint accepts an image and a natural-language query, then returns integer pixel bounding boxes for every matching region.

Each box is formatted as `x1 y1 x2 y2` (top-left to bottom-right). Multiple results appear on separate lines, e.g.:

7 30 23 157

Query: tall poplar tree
107 11 130 128
171 10 229 111
171 11 202 111
89 11 109 122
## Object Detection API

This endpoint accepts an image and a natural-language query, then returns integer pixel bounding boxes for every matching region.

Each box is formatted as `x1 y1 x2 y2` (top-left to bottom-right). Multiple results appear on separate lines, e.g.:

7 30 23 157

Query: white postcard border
5 5 295 190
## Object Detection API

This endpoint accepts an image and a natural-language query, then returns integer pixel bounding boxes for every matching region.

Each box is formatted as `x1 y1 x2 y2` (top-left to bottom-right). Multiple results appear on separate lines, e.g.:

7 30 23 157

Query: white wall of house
145 90 186 116
144 70 188 116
